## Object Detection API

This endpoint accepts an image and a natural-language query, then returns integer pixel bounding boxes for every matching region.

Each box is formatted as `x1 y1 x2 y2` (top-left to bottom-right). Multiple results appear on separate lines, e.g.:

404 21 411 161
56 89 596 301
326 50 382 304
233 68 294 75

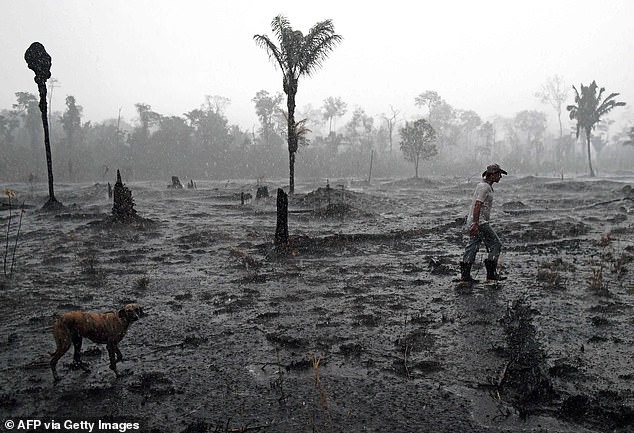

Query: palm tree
254 15 342 193
566 81 625 177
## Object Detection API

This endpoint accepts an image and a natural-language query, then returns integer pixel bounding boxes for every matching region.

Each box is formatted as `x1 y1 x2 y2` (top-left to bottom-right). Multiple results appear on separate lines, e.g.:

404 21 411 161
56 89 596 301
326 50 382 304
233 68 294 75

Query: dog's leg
115 347 123 363
50 322 72 382
106 343 120 377
71 333 90 372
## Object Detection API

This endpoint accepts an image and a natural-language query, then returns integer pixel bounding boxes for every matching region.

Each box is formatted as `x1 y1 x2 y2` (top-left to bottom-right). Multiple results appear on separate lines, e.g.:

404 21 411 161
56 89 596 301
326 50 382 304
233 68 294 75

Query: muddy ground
1 174 633 432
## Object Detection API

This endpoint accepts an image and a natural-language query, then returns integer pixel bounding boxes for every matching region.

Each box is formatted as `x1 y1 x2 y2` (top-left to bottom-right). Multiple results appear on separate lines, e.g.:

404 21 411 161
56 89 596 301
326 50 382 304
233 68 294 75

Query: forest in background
1 81 634 184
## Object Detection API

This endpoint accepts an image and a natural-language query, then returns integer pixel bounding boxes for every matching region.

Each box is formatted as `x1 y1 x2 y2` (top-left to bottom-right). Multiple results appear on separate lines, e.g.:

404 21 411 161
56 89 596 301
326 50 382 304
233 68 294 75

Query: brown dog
50 304 145 381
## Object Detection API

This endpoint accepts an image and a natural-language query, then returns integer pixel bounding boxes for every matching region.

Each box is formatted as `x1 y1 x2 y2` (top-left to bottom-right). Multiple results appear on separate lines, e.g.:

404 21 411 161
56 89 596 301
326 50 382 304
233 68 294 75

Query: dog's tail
50 318 67 357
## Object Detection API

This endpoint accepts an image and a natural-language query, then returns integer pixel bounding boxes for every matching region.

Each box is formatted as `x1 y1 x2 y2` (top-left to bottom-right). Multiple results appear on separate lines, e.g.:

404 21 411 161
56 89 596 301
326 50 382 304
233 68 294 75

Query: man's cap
482 163 508 177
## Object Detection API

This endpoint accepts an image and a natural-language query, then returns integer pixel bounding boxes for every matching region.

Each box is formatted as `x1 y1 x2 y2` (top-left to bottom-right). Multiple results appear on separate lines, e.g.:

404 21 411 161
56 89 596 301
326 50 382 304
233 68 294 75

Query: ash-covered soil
1 175 633 432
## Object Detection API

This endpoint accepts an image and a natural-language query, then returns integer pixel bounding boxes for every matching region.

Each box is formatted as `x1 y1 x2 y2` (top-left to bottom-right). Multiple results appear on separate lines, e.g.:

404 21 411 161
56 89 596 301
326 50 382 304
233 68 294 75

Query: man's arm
469 200 482 236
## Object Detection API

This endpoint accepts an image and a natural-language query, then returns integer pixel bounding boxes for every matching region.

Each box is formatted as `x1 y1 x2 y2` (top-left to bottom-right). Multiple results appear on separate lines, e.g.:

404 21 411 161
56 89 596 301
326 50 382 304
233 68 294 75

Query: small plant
591 233 631 294
3 188 25 278
588 259 609 296
309 351 332 428
536 258 573 291
134 276 150 292
598 232 612 247
599 234 632 280
536 269 565 290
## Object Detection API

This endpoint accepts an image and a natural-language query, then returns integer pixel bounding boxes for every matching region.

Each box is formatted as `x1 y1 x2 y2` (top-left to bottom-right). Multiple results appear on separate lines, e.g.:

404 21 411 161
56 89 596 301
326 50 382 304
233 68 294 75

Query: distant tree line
1 79 632 184
409 79 631 177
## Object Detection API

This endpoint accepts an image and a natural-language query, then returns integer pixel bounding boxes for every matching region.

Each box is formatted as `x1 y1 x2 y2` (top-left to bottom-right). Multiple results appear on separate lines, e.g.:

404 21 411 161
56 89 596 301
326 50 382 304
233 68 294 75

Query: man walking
460 163 507 283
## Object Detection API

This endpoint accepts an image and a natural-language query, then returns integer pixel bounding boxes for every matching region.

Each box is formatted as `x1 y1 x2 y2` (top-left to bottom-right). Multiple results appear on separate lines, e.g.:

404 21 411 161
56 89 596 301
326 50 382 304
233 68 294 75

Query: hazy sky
2 0 633 132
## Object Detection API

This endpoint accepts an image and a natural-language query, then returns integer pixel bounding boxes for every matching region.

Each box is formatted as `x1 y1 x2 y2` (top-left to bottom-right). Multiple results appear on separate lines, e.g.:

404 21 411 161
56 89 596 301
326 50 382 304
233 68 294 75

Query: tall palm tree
566 81 625 177
254 15 342 193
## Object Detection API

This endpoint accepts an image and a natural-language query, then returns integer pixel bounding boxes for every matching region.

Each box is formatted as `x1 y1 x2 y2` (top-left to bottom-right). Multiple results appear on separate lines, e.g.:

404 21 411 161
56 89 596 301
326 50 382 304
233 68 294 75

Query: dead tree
25 42 61 210
274 188 289 251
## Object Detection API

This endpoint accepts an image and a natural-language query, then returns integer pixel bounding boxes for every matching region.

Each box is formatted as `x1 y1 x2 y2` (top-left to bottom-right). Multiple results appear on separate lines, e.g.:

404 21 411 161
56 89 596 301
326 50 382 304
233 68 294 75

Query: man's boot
484 259 506 281
460 262 477 283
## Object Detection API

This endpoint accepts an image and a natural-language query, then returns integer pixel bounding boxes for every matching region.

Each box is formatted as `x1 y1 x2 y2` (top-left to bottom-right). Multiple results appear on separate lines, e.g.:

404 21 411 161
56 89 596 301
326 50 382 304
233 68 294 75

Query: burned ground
1 175 633 432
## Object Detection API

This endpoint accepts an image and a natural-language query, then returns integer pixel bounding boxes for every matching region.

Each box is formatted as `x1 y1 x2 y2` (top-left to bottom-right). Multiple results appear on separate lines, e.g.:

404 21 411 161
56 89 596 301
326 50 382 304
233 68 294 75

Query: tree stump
256 186 269 199
168 176 183 189
240 192 252 205
274 188 289 251
112 169 137 221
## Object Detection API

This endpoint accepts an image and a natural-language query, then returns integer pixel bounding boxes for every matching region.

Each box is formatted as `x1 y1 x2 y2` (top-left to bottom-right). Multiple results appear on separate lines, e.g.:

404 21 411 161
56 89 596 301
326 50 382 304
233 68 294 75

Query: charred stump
240 192 252 205
256 186 269 199
274 188 289 251
168 176 183 189
499 298 553 418
112 169 137 221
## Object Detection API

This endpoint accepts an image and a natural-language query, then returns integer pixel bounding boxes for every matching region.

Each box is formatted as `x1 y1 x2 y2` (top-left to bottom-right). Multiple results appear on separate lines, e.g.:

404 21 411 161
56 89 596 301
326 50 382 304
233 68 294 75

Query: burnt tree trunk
25 42 61 210
112 169 137 221
286 80 298 194
274 188 289 250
